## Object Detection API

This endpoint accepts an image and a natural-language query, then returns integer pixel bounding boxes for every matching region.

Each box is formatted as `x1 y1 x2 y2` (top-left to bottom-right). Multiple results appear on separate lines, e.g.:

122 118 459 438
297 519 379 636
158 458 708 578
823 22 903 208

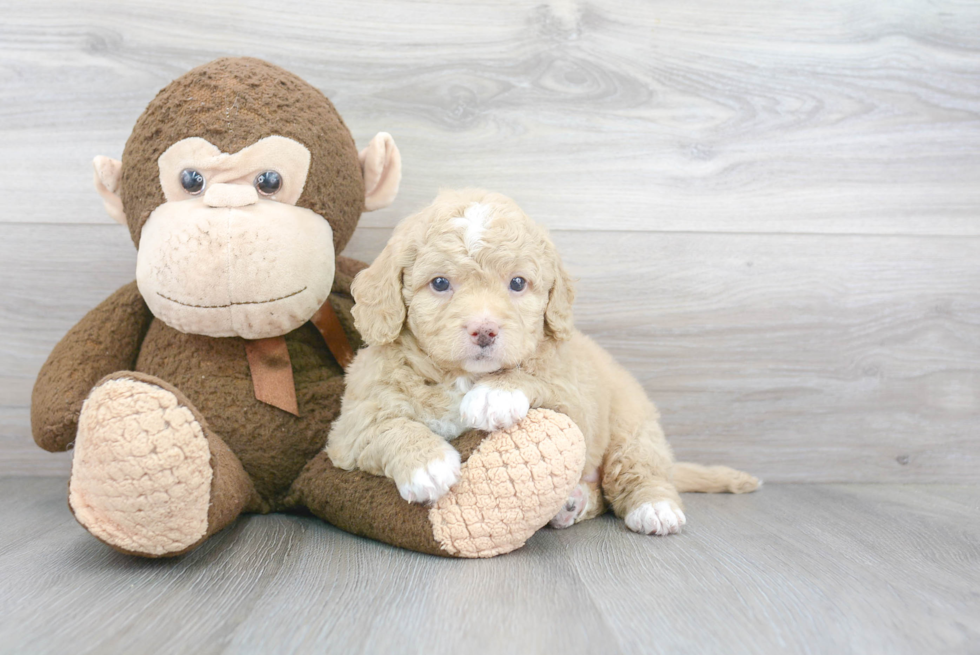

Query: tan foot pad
430 409 586 558
69 377 212 556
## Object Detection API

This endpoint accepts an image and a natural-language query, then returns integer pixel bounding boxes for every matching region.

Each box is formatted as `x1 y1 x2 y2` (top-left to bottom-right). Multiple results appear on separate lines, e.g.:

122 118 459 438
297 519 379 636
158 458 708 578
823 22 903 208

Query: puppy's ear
545 252 576 341
351 233 409 346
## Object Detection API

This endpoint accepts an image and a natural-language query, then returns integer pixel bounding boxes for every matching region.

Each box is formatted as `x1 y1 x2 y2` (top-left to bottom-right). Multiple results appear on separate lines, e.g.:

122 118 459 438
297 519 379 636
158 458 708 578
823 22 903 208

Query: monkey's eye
180 169 205 195
510 277 527 292
430 277 451 293
254 171 282 196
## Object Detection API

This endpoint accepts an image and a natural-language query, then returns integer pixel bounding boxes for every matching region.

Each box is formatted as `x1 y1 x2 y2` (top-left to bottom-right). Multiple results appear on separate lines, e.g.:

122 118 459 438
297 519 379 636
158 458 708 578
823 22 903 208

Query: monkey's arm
31 281 153 452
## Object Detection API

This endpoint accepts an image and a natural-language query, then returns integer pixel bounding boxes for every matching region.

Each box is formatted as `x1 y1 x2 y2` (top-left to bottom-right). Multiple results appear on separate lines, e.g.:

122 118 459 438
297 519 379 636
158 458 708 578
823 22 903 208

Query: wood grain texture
0 477 977 654
1 0 979 234
2 0 980 481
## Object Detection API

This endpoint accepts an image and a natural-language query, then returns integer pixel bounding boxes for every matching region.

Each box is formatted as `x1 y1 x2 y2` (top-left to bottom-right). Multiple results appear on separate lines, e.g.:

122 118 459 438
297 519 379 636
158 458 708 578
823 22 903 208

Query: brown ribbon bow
244 299 354 416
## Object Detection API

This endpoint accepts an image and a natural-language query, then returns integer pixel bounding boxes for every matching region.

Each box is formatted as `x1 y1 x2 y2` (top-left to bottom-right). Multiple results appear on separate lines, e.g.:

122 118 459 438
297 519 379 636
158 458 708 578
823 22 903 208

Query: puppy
327 189 758 535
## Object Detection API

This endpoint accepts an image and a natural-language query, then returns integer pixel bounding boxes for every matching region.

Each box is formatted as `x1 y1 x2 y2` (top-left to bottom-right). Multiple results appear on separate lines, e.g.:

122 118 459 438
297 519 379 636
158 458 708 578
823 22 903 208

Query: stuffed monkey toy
31 58 586 558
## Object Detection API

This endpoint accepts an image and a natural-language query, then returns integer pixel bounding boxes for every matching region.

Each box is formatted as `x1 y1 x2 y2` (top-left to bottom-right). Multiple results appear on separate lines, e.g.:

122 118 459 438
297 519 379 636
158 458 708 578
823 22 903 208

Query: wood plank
3 224 978 482
0 407 72 477
555 483 980 655
2 0 979 235
0 478 977 654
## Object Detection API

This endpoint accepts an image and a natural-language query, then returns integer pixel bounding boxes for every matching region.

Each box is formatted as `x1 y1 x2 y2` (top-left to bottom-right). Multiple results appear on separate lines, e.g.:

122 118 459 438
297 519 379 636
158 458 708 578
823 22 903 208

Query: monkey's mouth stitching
157 287 307 309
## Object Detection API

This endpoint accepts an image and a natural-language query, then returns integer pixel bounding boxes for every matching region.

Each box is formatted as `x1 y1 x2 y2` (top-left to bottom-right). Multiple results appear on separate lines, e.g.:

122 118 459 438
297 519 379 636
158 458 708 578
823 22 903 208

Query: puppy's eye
180 169 205 195
430 277 451 292
254 171 282 196
509 277 527 292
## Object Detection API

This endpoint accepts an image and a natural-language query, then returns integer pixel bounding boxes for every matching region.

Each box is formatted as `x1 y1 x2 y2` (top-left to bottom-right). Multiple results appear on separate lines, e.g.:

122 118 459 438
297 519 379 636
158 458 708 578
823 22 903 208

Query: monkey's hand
31 281 153 452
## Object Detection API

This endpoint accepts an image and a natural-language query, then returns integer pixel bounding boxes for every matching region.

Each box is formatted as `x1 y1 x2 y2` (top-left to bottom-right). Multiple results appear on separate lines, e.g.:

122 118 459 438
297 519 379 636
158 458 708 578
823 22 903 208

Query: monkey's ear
92 156 127 226
359 132 401 212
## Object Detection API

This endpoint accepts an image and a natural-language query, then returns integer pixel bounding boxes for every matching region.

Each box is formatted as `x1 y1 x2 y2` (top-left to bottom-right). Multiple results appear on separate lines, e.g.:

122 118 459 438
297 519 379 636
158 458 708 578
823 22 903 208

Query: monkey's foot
69 375 213 557
430 409 586 557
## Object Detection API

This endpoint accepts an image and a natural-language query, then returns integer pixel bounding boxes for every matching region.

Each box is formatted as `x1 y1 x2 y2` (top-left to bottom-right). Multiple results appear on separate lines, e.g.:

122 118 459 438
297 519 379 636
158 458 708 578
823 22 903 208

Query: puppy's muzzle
468 321 499 349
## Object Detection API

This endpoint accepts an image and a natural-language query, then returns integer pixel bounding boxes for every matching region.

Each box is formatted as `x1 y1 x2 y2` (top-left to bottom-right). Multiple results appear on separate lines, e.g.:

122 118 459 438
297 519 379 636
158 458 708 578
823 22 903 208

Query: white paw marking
425 417 467 440
549 483 589 529
625 501 687 536
459 385 529 432
397 444 462 505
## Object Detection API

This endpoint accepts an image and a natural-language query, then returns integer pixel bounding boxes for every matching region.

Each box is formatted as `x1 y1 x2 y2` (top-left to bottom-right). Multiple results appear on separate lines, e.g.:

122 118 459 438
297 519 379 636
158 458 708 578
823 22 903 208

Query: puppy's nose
468 322 499 348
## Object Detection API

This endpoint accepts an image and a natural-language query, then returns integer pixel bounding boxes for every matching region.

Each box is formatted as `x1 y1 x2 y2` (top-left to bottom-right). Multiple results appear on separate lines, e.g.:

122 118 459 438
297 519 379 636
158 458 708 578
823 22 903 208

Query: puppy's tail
672 462 761 494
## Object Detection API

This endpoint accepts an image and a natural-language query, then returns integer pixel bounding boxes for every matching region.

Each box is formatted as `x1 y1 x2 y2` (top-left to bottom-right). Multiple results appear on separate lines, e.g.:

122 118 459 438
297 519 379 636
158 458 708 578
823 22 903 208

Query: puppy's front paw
459 385 529 431
625 501 687 536
397 445 462 504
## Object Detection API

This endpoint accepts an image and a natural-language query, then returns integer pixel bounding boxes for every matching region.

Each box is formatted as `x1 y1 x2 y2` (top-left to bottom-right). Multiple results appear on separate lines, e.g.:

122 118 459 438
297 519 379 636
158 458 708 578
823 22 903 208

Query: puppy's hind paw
549 483 589 529
459 385 529 432
625 501 686 536
397 445 462 505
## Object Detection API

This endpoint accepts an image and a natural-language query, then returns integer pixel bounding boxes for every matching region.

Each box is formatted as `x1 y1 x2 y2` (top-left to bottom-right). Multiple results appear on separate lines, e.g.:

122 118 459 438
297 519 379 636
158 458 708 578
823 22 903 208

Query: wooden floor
1 478 976 654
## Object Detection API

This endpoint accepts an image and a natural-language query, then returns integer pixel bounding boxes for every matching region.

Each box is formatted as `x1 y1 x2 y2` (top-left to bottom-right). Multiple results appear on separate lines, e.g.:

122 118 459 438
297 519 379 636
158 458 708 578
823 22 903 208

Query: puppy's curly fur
327 190 759 534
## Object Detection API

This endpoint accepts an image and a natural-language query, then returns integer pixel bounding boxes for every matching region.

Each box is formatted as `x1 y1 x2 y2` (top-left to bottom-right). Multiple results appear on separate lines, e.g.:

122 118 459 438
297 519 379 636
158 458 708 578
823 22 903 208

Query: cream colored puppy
327 189 758 535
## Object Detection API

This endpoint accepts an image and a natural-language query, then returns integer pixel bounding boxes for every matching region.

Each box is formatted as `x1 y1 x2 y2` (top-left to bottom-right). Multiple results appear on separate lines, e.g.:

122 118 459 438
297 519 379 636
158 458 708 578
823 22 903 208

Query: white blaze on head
452 202 493 254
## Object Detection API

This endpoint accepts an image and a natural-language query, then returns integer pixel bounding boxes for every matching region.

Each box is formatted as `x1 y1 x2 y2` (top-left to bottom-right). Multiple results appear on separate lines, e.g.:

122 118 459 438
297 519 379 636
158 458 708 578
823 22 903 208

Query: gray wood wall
2 0 978 482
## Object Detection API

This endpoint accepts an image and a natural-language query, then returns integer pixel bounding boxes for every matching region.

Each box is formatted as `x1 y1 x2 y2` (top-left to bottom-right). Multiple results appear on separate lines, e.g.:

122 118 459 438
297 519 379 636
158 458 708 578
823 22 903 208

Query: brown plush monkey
31 58 586 558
